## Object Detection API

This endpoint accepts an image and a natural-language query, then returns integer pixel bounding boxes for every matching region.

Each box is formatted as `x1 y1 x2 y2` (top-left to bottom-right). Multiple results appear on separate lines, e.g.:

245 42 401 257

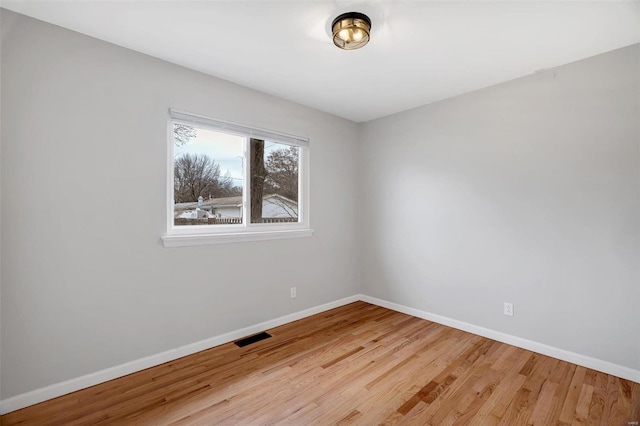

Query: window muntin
168 110 309 237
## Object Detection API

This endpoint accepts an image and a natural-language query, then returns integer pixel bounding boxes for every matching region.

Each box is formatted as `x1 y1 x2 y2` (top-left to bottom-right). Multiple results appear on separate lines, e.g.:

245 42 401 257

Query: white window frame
162 109 312 247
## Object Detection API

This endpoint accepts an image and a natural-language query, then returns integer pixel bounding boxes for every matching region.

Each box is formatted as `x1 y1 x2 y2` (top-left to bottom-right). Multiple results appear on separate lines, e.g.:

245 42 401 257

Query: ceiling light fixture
331 12 371 50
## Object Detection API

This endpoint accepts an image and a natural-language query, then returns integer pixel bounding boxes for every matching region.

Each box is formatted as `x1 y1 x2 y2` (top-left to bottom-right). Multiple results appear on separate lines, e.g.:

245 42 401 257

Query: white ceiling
2 1 639 122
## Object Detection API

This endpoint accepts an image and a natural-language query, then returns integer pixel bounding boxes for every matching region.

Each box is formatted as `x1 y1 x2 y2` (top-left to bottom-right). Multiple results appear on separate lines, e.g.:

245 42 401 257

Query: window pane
250 139 299 224
173 124 244 226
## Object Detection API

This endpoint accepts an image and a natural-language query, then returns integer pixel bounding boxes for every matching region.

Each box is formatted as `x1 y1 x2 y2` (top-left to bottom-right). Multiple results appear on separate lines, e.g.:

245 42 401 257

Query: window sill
161 228 314 248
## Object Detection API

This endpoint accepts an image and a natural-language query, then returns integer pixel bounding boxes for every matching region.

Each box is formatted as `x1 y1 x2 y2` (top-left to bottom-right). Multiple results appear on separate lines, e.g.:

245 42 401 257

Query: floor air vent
234 332 272 347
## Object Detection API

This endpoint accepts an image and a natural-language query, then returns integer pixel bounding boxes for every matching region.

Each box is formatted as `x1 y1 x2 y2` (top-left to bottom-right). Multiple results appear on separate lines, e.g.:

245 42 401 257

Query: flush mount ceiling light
331 12 371 50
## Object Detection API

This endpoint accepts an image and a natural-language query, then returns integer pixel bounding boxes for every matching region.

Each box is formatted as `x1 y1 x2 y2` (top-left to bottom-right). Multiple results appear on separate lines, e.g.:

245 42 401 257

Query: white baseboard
359 294 640 384
0 295 360 415
3 293 638 415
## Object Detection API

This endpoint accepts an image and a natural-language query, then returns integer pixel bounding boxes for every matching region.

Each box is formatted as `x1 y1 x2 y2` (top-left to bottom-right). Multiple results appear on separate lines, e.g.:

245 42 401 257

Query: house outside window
162 110 311 247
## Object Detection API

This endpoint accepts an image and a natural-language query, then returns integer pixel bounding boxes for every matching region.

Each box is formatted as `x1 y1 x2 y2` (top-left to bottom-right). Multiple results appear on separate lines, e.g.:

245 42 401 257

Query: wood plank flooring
3 301 639 425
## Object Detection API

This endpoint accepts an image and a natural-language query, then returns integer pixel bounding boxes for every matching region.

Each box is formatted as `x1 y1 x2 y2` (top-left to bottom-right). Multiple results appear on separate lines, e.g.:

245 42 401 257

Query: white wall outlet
291 287 297 298
504 302 514 317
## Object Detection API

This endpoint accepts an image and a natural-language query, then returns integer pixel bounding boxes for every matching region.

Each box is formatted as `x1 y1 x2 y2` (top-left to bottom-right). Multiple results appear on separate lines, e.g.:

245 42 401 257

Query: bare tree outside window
264 145 298 202
251 141 300 223
174 153 239 202
173 124 197 147
172 121 301 227
250 138 267 223
173 124 244 226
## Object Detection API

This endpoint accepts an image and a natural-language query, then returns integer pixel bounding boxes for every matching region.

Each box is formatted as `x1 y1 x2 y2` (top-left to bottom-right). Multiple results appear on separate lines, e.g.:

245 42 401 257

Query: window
162 110 311 247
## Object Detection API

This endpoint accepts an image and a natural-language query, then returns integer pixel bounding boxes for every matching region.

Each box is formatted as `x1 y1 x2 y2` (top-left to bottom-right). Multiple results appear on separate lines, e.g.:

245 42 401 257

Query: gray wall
360 44 640 371
2 8 639 401
0 7 5 402
0 10 360 398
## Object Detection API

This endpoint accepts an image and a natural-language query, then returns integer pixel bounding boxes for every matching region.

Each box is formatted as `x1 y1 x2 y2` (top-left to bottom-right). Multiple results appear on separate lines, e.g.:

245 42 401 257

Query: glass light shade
331 12 371 50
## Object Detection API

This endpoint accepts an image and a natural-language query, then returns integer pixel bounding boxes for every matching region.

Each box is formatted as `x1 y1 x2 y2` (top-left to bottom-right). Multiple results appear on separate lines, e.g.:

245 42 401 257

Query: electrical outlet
504 302 514 317
291 287 297 298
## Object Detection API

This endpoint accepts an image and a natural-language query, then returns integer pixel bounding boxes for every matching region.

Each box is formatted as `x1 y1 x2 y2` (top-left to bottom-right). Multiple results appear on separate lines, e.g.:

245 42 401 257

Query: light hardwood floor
3 301 639 425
